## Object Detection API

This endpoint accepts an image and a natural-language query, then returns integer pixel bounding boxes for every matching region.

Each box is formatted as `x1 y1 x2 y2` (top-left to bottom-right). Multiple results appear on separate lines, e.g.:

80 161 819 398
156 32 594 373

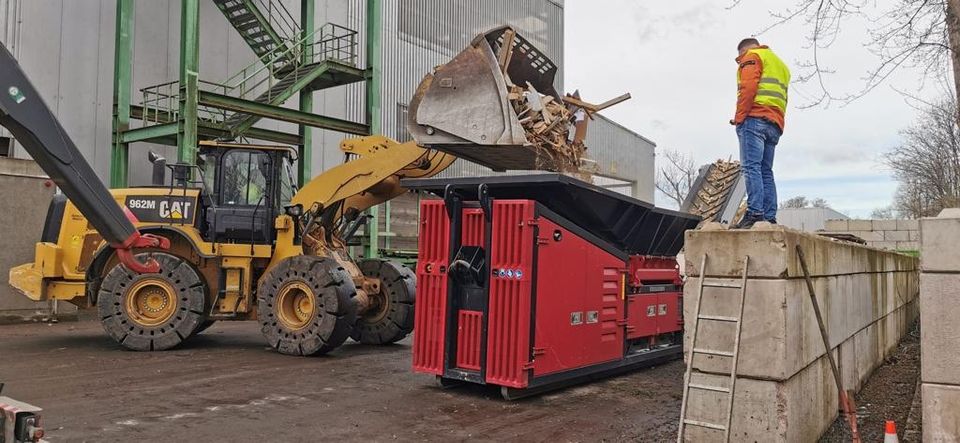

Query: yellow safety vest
737 48 791 113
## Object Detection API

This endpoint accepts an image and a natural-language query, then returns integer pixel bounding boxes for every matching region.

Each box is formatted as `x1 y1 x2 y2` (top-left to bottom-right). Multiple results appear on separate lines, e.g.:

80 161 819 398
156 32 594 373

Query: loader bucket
407 26 563 171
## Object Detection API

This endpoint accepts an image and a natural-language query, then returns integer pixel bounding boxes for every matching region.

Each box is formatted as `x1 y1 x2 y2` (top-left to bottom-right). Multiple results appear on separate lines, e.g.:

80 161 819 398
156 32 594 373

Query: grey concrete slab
898 219 920 231
884 230 909 241
921 273 960 385
922 211 960 272
684 225 918 279
824 219 848 231
848 220 873 231
923 383 960 442
873 219 898 231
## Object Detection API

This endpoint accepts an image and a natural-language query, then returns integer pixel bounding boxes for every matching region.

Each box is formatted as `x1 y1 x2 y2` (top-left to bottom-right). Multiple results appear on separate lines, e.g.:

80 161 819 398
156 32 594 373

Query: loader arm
291 135 456 223
0 43 167 273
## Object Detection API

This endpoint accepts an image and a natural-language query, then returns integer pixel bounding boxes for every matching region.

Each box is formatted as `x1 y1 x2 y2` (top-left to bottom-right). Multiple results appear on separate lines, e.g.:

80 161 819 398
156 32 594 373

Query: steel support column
298 0 315 185
177 0 200 165
364 0 382 258
110 0 134 188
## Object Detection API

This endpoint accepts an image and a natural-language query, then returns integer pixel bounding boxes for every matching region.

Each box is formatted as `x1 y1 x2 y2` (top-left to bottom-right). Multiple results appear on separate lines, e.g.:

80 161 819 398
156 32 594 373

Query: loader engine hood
407 26 563 171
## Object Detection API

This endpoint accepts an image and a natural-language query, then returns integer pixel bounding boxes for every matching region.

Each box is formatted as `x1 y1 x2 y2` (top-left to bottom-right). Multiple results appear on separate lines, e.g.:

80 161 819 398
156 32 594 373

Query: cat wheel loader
3 26 571 355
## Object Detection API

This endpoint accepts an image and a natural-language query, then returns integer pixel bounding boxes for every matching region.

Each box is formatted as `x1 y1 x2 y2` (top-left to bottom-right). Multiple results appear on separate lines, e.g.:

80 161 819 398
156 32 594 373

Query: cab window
221 150 269 206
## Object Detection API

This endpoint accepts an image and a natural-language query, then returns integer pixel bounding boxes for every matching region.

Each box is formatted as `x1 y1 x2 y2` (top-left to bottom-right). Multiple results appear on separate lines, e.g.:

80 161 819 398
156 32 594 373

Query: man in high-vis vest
730 38 790 229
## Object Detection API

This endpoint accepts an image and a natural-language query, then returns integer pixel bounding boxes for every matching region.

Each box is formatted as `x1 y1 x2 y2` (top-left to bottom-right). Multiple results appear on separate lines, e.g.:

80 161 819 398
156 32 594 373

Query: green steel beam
225 61 364 136
364 0 382 258
178 0 200 165
110 0 134 188
128 105 304 146
298 0 315 185
119 123 179 144
198 91 369 135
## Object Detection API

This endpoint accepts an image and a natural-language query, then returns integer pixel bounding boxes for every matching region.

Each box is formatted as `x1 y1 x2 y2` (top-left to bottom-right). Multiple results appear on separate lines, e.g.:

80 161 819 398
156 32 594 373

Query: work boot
732 214 763 229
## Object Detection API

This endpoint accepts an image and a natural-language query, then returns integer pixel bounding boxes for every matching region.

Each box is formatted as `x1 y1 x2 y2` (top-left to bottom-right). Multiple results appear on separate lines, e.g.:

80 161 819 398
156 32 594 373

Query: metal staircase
212 0 301 69
135 22 365 142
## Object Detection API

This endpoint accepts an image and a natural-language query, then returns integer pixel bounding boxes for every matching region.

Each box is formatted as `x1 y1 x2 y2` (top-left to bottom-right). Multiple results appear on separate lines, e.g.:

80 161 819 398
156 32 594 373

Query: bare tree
780 195 831 208
870 206 897 219
743 0 960 111
780 195 810 208
656 149 698 207
886 96 960 217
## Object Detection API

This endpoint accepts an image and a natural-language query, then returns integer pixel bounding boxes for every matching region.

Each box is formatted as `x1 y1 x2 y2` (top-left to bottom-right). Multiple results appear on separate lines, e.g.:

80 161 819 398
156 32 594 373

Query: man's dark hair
737 38 760 51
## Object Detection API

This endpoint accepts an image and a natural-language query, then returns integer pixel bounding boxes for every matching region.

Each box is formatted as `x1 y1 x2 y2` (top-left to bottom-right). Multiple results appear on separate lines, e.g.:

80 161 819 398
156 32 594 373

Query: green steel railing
138 23 357 130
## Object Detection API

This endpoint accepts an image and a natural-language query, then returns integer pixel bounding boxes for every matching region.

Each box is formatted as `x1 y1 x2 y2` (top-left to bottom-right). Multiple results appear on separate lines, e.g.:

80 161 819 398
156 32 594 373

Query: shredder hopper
401 174 701 257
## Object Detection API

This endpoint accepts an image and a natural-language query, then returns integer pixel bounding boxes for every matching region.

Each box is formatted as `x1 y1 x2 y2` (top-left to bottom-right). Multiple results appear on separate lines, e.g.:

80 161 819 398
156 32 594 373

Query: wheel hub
276 282 315 331
125 279 177 327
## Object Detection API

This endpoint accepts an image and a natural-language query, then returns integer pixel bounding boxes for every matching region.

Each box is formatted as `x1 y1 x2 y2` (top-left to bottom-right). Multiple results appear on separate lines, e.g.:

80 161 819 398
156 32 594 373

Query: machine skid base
439 345 682 400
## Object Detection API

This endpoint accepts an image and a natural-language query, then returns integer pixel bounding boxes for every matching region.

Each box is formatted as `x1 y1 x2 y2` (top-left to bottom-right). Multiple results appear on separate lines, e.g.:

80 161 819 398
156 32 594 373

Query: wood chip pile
507 82 585 173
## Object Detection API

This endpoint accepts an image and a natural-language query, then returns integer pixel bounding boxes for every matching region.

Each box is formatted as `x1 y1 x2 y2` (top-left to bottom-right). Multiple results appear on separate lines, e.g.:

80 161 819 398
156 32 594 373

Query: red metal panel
626 294 660 339
485 200 535 388
656 292 683 334
413 200 449 375
532 217 626 376
455 310 483 370
461 208 485 246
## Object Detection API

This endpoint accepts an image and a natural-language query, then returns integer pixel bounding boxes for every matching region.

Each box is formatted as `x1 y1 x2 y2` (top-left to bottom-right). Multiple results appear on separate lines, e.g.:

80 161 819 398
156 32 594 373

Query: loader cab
196 141 298 245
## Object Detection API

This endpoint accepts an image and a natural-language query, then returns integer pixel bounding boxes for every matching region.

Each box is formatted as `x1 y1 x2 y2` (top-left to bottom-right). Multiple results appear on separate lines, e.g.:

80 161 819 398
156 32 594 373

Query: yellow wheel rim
276 282 315 331
125 278 177 327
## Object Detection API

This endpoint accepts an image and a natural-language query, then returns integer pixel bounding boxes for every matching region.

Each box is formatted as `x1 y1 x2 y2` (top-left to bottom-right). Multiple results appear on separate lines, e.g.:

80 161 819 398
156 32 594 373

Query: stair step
688 383 731 393
683 419 726 431
692 348 734 357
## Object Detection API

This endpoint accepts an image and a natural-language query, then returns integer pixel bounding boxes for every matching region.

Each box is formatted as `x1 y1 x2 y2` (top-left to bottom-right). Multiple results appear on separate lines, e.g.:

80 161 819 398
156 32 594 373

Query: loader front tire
98 252 206 351
257 256 357 356
350 259 415 345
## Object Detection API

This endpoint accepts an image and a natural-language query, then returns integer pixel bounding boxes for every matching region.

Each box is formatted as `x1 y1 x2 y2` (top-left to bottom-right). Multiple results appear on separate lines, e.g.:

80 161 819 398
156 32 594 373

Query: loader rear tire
97 252 206 351
257 256 357 356
350 259 415 345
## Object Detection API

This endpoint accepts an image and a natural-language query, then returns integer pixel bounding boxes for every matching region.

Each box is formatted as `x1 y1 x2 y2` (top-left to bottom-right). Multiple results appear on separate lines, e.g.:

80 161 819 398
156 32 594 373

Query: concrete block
898 219 920 231
683 356 838 442
922 212 960 272
897 241 920 251
922 273 960 385
823 219 848 231
685 272 917 381
873 219 898 231
684 226 918 279
909 230 921 241
855 230 884 242
0 171 55 315
884 230 909 241
873 241 897 250
848 219 873 231
923 383 960 442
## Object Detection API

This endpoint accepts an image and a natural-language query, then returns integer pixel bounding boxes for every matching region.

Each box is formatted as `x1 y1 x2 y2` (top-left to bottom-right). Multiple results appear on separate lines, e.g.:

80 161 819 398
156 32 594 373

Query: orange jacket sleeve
735 53 762 124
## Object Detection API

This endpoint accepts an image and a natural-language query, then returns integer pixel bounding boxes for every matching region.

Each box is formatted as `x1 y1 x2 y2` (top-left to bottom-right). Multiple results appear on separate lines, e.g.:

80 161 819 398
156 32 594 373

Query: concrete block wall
920 209 960 441
824 218 920 251
682 224 919 442
0 158 76 323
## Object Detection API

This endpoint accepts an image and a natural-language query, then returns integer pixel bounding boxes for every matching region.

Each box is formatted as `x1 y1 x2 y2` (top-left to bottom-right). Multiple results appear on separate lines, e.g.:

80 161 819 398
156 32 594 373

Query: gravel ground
820 322 921 442
0 318 685 442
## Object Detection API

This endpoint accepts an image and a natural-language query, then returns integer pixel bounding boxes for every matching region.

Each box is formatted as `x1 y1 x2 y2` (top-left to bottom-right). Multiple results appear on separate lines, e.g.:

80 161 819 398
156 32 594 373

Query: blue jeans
736 117 781 221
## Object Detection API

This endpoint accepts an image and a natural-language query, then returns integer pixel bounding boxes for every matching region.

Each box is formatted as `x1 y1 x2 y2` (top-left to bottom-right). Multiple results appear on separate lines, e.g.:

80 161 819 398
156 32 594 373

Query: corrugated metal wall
0 0 652 199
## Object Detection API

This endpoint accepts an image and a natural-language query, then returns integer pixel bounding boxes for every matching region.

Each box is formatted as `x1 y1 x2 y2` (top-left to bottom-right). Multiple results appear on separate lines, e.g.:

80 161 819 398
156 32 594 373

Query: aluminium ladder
677 254 749 443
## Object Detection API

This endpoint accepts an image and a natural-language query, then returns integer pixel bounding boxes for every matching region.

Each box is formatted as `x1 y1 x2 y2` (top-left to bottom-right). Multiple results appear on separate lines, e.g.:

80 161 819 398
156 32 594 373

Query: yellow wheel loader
4 26 575 355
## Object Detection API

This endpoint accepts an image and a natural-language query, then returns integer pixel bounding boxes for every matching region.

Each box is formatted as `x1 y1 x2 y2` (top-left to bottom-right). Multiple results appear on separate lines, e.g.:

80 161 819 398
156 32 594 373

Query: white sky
564 0 944 217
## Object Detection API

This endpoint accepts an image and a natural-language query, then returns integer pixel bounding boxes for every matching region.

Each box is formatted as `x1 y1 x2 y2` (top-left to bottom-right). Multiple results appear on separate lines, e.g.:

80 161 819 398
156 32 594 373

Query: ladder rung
702 281 742 289
688 383 730 393
692 348 734 357
697 314 738 323
683 419 727 431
